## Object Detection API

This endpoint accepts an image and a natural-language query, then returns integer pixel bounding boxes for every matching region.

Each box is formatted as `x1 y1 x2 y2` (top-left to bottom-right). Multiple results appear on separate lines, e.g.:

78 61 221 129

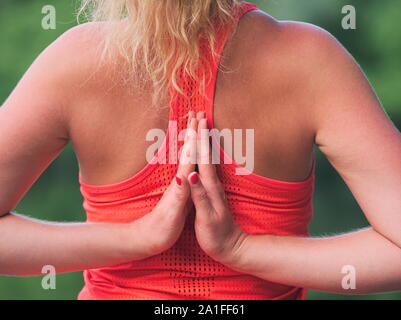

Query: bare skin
0 10 400 294
189 116 401 294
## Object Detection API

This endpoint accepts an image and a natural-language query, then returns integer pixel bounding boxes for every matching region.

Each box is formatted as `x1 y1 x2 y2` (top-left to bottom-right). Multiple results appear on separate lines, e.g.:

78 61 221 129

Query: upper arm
0 23 98 215
284 22 401 246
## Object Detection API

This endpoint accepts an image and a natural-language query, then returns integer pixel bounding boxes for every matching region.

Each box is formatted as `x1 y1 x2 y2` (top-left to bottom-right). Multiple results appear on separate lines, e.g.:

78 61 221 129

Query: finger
186 110 195 127
197 118 227 212
188 171 215 221
196 111 206 122
197 117 216 181
177 116 197 178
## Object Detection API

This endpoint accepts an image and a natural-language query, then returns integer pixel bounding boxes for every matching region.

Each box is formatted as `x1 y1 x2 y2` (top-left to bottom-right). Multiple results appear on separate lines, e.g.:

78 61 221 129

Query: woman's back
2 0 401 301
73 11 315 188
71 3 317 299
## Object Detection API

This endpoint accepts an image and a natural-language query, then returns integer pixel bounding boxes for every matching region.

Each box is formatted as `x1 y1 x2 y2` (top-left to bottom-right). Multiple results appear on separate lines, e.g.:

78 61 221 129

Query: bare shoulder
227 9 365 151
236 10 362 122
16 21 113 110
0 21 116 140
242 10 353 80
35 22 108 83
34 21 127 118
2 22 107 111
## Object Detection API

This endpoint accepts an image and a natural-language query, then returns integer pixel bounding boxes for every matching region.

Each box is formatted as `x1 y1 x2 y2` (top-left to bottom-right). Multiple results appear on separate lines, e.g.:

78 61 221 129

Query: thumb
188 172 214 220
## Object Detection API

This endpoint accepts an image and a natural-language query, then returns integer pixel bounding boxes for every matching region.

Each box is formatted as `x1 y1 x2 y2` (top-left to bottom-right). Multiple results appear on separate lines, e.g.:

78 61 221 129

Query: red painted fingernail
175 176 182 186
189 172 199 185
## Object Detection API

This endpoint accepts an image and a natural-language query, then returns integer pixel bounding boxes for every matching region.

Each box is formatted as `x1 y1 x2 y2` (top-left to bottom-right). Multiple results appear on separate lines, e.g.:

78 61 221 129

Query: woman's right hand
126 111 200 260
0 112 202 276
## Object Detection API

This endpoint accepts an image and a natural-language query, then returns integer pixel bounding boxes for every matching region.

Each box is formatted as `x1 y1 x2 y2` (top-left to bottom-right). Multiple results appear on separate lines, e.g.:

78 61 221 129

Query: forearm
0 212 141 276
230 227 401 294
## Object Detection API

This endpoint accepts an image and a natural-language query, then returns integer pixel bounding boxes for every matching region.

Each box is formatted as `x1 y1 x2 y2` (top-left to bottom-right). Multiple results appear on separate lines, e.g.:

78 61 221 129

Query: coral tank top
77 1 316 300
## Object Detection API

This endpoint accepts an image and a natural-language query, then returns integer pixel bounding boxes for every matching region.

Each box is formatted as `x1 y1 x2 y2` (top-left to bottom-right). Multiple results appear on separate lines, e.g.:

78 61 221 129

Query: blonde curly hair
79 0 242 108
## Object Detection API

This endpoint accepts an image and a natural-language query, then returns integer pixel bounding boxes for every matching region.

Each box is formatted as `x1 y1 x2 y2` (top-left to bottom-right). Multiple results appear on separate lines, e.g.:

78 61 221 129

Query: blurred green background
0 0 400 300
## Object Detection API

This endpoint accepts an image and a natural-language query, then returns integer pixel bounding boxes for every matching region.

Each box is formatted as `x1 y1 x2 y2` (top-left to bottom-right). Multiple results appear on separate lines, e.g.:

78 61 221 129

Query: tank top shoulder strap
204 1 259 129
214 1 259 56
168 1 259 135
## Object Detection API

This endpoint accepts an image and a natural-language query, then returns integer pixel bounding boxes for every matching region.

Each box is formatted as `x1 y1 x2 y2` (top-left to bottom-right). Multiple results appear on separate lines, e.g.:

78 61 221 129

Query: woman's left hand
188 115 249 266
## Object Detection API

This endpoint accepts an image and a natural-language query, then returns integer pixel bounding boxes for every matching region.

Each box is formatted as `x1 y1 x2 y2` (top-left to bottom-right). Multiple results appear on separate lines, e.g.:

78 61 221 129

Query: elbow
372 226 401 250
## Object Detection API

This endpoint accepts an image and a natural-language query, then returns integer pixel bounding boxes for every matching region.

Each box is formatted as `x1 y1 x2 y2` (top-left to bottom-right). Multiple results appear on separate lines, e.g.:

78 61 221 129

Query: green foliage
0 0 400 300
